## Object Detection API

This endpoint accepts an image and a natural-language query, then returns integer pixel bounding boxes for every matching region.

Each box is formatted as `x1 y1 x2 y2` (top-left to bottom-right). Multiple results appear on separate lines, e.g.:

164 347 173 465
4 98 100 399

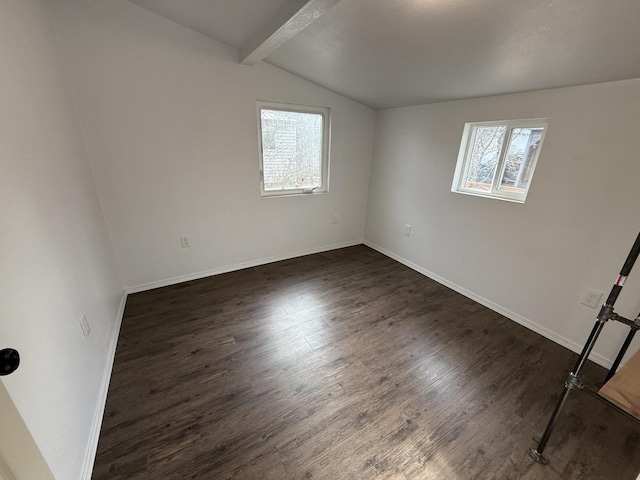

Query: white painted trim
451 118 549 204
80 290 127 480
126 240 363 294
257 100 331 197
363 240 613 369
240 0 341 65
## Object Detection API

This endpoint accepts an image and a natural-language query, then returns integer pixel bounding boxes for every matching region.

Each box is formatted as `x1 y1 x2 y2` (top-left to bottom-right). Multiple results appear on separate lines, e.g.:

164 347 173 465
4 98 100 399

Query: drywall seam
80 290 127 480
126 239 364 294
363 240 612 369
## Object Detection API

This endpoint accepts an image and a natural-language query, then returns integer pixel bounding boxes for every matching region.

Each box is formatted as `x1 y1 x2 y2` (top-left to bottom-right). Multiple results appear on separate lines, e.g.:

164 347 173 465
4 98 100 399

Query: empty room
2 0 640 479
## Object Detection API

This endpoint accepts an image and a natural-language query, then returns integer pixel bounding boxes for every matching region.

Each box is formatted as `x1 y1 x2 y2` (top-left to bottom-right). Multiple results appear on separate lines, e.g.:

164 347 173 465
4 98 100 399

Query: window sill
261 190 328 199
452 189 526 204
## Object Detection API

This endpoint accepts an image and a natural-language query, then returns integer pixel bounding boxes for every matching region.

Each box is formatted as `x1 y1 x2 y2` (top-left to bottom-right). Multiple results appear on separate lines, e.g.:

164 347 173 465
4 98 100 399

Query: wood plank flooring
93 246 640 479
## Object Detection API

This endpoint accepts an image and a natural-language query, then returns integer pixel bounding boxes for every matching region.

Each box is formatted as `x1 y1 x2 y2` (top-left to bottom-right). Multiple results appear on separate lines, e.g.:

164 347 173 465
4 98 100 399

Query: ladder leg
605 327 637 383
528 382 572 464
529 319 605 463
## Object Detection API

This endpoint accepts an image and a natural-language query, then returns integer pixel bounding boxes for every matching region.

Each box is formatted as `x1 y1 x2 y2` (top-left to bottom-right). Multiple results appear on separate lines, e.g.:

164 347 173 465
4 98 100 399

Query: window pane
498 127 545 195
464 126 506 191
260 109 323 191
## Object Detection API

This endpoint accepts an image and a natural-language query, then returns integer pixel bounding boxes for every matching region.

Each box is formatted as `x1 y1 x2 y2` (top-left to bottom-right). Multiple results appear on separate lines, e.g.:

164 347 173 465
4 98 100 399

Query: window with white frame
257 101 330 196
451 119 548 203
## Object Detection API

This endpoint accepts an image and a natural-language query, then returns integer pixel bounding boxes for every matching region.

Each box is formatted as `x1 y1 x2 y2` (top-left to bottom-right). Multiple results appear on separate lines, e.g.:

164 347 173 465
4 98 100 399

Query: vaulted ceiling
129 0 640 109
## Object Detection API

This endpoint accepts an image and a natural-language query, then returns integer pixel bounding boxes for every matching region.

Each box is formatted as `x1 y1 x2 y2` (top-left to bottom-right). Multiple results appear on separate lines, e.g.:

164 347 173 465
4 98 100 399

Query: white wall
365 80 640 367
6 3 635 476
48 0 376 290
0 1 124 479
0 382 54 479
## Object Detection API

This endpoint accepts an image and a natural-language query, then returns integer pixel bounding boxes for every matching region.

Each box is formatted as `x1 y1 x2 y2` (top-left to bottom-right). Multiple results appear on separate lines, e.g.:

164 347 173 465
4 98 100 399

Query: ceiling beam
240 0 340 66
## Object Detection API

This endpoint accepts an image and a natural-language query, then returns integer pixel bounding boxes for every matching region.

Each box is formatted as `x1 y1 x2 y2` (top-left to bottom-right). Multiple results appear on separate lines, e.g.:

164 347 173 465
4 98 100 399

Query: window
451 118 548 203
257 101 330 196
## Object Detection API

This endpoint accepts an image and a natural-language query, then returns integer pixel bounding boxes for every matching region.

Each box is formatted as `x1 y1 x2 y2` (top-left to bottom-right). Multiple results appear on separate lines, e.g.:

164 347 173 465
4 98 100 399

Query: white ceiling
128 0 291 49
129 0 640 109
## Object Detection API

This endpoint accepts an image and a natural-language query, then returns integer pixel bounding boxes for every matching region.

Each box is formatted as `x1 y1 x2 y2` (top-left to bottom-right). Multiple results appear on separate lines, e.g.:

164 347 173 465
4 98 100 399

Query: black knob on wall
0 348 20 376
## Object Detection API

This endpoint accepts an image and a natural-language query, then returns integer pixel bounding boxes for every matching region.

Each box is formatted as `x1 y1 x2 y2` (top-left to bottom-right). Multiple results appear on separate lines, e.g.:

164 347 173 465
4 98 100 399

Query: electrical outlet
332 214 338 225
79 313 90 339
180 236 191 248
580 289 603 309
404 224 411 237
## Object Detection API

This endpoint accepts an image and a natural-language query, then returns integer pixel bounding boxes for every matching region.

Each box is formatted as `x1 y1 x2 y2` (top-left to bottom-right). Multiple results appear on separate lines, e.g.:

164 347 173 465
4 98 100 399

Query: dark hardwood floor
93 245 640 479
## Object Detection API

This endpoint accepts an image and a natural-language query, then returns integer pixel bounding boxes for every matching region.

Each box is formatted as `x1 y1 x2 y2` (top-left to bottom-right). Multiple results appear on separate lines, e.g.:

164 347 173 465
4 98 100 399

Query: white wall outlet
332 214 338 225
404 224 411 236
180 236 191 248
580 289 603 309
79 313 90 339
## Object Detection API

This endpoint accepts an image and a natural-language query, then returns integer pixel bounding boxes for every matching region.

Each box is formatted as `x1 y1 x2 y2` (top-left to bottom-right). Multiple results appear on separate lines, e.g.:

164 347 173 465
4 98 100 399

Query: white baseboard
363 240 613 369
80 289 127 480
125 240 364 294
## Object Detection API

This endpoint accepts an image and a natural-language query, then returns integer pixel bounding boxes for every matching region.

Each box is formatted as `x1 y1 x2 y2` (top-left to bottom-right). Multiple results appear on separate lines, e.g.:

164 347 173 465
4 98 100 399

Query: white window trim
451 118 549 203
257 100 331 198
